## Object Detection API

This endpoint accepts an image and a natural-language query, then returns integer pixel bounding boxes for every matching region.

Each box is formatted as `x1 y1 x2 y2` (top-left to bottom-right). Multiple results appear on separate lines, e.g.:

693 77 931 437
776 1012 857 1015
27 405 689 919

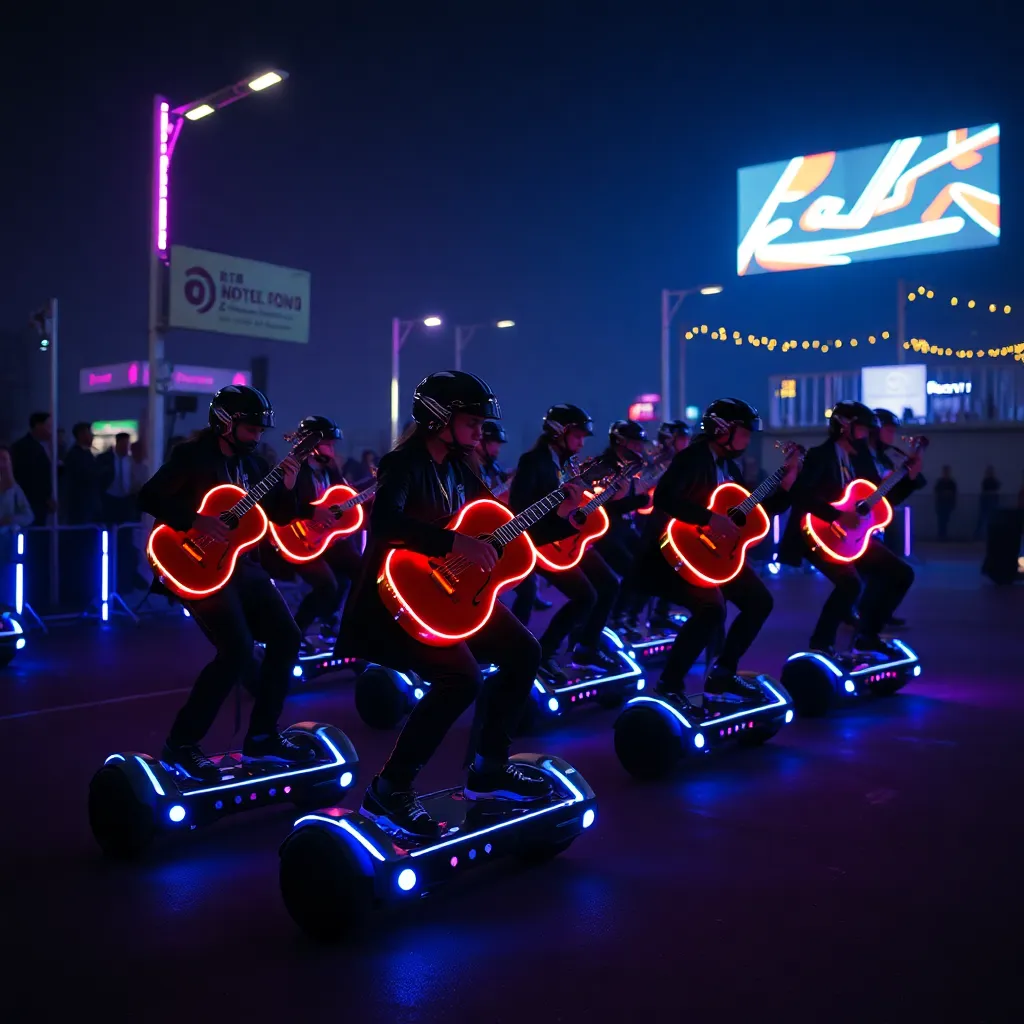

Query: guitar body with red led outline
378 499 536 647
532 458 641 572
661 442 803 588
802 437 927 564
270 482 375 564
379 455 616 646
147 429 324 600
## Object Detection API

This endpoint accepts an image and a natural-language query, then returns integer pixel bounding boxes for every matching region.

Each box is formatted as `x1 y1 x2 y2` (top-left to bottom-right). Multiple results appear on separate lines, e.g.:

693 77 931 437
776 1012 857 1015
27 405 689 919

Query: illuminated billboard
738 124 999 276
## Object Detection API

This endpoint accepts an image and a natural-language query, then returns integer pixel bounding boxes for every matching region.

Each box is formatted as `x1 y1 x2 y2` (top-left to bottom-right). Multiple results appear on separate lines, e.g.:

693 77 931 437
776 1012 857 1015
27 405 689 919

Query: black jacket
509 444 581 547
10 433 54 525
636 438 791 560
295 461 345 519
779 438 918 566
137 430 297 532
337 433 490 653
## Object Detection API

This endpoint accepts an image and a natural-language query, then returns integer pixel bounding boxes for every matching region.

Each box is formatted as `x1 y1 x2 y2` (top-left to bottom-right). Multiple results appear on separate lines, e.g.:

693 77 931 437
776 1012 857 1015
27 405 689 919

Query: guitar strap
834 443 853 485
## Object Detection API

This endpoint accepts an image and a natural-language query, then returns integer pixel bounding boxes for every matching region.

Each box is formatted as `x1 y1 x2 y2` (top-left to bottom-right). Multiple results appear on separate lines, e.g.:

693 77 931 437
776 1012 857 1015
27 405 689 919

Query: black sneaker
242 733 318 765
538 656 568 686
464 762 552 802
570 645 618 672
162 743 220 784
852 633 898 656
361 777 440 840
704 672 764 703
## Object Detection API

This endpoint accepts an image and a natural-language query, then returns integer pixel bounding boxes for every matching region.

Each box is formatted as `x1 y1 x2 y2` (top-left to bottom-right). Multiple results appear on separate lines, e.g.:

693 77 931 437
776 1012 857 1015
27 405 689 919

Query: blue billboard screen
737 124 999 276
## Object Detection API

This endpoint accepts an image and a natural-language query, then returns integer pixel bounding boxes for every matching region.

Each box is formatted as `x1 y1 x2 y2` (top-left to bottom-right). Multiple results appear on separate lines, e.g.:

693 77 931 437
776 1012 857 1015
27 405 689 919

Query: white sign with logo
860 364 927 420
169 245 311 344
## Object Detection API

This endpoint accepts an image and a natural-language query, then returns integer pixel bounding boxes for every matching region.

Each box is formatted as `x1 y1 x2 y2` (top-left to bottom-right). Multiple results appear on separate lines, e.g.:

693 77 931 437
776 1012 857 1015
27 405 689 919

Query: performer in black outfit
138 385 311 783
779 400 921 655
289 415 364 645
477 420 511 493
628 419 690 631
509 404 621 683
594 419 653 577
626 398 800 700
337 371 585 839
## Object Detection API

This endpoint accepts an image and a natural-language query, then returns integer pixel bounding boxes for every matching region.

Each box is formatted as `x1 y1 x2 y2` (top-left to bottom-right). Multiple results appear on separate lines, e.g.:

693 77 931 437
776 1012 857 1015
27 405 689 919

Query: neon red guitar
803 437 928 564
379 457 613 646
147 429 324 599
270 482 376 564
534 457 643 572
661 442 804 587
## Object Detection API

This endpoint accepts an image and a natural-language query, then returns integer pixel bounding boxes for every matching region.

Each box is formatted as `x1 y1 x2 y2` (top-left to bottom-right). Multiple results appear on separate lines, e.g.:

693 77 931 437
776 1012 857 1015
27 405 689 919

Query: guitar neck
864 461 909 508
228 462 286 519
734 466 786 516
581 472 631 515
332 484 376 516
491 484 572 546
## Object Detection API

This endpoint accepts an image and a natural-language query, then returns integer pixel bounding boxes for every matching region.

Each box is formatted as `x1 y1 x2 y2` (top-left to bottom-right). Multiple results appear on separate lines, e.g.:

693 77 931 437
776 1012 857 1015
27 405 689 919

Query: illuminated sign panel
861 364 927 420
738 124 999 276
79 362 250 394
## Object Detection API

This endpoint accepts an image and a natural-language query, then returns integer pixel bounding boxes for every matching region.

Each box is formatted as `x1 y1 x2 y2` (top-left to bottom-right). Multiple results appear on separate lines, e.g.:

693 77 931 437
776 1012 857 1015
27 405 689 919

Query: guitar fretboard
227 463 286 520
733 466 786 517
330 485 376 517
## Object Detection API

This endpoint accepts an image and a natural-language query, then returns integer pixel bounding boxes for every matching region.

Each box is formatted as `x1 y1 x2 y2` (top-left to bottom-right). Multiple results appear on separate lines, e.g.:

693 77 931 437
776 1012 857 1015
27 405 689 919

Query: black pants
532 549 619 656
510 572 540 624
806 540 914 648
377 603 541 789
627 555 773 691
293 539 362 631
170 559 302 747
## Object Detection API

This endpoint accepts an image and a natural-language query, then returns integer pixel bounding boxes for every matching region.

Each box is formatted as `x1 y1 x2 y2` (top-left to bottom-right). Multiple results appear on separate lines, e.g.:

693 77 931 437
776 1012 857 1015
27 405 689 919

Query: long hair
392 421 426 451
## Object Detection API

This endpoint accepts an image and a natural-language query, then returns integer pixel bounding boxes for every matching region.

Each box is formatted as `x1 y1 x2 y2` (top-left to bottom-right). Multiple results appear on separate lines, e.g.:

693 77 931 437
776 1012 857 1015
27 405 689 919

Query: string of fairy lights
683 284 1024 362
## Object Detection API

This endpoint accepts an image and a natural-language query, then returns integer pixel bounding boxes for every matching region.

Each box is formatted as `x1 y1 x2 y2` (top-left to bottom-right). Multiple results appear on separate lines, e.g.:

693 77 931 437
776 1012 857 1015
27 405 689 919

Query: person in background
63 422 103 525
10 412 55 526
975 466 1001 540
129 439 150 495
0 446 34 608
934 466 957 541
98 432 135 524
343 449 378 490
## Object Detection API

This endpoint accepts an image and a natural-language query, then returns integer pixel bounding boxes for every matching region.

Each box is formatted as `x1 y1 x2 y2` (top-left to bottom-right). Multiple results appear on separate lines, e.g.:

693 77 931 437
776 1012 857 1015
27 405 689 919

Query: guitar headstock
774 439 806 463
285 427 326 461
901 435 930 451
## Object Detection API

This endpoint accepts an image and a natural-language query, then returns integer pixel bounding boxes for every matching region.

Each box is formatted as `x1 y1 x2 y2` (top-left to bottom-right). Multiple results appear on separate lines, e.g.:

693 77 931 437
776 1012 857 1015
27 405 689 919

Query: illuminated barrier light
101 530 110 622
15 532 24 615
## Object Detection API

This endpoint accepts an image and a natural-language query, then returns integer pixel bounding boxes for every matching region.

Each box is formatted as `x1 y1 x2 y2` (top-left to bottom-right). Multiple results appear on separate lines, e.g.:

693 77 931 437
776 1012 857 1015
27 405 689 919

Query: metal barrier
16 523 141 626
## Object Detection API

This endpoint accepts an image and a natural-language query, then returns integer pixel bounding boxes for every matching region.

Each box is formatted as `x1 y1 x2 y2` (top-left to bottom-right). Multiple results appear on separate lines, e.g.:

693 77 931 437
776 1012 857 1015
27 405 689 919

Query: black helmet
829 400 880 436
700 397 762 436
873 408 901 429
658 419 690 445
482 421 507 444
412 371 501 431
298 415 342 441
609 419 647 445
209 385 274 434
543 403 593 437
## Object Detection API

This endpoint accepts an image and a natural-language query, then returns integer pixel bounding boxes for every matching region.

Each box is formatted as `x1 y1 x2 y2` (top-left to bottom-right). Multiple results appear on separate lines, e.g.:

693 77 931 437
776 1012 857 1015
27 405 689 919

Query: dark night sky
3 0 1021 454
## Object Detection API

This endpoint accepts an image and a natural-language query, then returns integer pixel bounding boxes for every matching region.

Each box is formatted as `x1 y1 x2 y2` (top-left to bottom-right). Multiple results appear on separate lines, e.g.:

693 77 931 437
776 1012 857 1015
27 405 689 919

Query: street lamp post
391 316 443 446
454 319 515 371
660 284 723 421
147 70 288 469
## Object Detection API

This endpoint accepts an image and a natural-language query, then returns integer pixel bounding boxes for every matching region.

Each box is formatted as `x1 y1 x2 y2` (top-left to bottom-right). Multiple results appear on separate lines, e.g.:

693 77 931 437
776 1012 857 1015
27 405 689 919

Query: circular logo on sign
182 265 216 314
